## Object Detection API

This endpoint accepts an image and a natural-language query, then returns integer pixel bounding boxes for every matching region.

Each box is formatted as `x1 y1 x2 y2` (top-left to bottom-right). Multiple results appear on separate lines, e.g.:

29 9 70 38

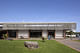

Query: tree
42 37 45 42
3 34 8 40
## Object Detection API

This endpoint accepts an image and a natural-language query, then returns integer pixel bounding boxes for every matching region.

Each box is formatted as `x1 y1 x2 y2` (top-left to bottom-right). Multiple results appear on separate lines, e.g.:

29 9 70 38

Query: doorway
8 30 16 38
30 30 42 38
48 30 55 38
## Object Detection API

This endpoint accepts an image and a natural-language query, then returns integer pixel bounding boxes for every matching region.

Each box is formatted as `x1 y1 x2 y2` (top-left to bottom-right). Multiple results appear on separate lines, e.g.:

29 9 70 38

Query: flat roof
0 22 76 30
0 22 76 24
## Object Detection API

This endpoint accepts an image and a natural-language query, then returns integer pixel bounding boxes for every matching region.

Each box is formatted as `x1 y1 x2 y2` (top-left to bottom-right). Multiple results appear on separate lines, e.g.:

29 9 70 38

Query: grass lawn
0 40 79 53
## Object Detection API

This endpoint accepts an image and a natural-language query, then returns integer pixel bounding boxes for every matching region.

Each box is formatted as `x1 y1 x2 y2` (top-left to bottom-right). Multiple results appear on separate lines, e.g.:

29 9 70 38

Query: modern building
0 22 76 39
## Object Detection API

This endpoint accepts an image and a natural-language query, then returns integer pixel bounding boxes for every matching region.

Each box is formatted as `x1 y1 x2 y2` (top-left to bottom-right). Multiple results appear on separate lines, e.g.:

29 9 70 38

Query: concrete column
18 30 29 38
63 30 66 38
16 30 18 38
42 30 48 38
55 30 63 38
6 30 8 38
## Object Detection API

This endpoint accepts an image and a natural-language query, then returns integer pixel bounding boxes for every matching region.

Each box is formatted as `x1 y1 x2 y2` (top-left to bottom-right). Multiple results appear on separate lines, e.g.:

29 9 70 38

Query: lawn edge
55 40 80 52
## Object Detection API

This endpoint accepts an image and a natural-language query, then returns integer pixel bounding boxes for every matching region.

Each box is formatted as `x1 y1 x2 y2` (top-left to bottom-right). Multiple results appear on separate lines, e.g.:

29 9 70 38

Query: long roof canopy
0 22 76 30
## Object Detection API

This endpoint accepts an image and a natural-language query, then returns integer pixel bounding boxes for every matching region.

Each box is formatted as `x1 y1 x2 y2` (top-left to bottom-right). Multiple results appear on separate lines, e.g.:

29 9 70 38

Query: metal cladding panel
0 22 76 30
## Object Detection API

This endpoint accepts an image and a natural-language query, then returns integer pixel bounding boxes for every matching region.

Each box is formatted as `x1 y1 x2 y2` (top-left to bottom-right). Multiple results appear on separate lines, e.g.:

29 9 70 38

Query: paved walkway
56 39 80 52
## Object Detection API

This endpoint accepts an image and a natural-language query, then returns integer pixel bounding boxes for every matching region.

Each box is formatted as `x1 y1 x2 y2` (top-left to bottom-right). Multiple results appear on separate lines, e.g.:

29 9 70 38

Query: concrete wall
42 30 48 38
55 30 63 38
18 30 29 38
17 30 64 39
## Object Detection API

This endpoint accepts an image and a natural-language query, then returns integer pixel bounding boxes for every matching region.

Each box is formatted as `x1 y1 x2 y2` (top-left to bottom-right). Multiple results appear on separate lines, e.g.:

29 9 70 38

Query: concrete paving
56 38 80 52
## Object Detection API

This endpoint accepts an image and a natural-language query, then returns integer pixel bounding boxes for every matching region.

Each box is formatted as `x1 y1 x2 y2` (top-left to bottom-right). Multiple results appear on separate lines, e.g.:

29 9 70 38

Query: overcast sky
0 0 80 32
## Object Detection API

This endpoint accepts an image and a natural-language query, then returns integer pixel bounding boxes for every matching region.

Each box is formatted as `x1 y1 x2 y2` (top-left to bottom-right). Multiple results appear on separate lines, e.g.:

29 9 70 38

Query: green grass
0 40 79 53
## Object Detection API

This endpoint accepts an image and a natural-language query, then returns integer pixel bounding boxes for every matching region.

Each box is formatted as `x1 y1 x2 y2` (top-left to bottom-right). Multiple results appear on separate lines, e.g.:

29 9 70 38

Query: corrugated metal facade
0 22 76 30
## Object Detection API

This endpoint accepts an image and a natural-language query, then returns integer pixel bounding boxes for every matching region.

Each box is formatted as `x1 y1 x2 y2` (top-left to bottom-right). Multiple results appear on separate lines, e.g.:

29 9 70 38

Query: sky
0 0 80 32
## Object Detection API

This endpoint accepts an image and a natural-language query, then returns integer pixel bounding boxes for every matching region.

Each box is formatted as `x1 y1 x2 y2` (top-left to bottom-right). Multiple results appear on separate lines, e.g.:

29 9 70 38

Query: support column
6 30 9 38
63 30 66 39
55 30 63 38
42 30 48 38
16 30 18 38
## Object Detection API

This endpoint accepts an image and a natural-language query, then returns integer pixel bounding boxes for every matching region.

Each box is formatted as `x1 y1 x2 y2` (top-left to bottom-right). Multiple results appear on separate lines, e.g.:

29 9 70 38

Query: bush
3 34 8 39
